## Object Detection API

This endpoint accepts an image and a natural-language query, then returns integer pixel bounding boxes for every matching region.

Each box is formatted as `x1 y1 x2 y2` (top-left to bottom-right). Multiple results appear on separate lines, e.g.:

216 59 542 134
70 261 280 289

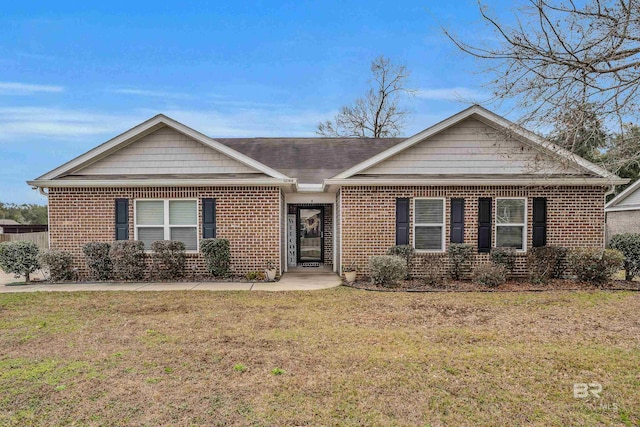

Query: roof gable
332 105 617 180
606 179 640 211
36 114 290 181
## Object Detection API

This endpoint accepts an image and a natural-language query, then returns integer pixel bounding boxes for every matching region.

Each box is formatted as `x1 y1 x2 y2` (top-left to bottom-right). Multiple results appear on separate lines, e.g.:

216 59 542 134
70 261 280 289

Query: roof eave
324 177 628 187
28 178 297 189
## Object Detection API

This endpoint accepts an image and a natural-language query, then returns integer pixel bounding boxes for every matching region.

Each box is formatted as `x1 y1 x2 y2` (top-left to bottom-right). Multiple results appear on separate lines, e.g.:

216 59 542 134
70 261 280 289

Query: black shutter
396 198 410 246
115 198 129 240
478 197 492 253
202 198 216 239
450 198 465 244
532 197 547 247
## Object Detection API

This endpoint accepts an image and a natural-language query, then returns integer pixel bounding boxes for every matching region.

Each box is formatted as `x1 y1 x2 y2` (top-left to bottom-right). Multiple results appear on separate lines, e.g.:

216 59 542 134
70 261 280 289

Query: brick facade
48 186 281 278
339 185 606 277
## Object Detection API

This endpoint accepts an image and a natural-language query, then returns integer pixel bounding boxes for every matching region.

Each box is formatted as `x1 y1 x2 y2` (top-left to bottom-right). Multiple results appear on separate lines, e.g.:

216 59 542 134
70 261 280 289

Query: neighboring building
27 105 626 278
605 179 640 242
0 219 20 234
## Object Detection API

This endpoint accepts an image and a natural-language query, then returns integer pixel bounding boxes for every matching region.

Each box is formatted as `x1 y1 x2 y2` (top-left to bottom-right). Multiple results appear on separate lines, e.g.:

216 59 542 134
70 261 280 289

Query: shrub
387 245 415 278
527 246 567 284
0 241 40 283
447 243 474 280
419 256 445 286
472 262 508 287
109 241 146 281
245 271 266 281
567 248 624 284
609 233 640 281
150 240 186 280
200 239 231 278
82 242 112 280
490 247 517 272
40 250 74 282
369 255 407 288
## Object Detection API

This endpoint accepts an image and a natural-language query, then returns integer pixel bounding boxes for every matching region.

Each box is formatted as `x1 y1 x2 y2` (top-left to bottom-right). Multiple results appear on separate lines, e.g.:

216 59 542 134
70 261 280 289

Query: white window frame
495 197 527 252
134 199 199 252
413 197 446 253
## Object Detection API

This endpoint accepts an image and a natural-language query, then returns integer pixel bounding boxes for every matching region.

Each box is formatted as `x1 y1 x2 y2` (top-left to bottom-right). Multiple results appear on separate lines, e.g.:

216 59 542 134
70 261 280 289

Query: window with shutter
413 198 445 252
495 198 527 251
134 199 198 251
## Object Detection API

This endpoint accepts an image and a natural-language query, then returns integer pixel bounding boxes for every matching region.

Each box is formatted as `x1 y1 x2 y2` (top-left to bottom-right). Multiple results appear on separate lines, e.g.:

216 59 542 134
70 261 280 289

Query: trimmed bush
527 246 567 284
609 233 640 281
567 248 624 284
387 245 415 278
447 243 474 280
40 250 74 282
200 239 231 278
0 241 40 283
150 240 186 280
83 242 112 280
472 262 508 287
369 255 407 288
420 256 445 286
490 247 517 272
109 241 146 281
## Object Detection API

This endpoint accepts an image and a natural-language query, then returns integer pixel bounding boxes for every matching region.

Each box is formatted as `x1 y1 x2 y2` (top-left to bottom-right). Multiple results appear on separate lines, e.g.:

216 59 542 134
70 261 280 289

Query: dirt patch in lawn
0 289 638 426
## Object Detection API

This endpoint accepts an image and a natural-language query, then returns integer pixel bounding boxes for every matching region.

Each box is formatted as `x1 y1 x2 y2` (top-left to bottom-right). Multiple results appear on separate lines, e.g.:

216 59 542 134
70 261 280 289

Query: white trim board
605 178 640 211
35 114 290 182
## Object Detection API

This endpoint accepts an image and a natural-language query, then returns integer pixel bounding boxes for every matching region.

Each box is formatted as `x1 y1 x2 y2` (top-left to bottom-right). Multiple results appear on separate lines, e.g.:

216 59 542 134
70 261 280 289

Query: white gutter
324 177 629 187
605 204 640 213
28 178 297 188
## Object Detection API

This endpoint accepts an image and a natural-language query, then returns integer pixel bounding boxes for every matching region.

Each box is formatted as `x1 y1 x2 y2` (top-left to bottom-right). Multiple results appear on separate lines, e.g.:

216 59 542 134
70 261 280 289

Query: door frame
296 206 324 264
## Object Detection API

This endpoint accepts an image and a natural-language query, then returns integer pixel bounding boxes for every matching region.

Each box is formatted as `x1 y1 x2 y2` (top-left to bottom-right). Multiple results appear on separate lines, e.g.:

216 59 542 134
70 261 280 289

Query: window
414 198 445 251
495 198 526 250
135 200 198 251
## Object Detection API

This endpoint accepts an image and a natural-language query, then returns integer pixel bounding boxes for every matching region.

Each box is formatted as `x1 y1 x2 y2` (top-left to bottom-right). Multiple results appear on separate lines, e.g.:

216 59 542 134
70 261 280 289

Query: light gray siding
78 126 259 175
360 118 583 176
616 186 640 207
606 210 640 243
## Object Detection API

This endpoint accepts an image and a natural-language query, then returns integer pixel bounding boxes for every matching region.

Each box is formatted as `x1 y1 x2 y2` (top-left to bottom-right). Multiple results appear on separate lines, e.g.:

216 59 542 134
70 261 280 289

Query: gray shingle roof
216 137 404 183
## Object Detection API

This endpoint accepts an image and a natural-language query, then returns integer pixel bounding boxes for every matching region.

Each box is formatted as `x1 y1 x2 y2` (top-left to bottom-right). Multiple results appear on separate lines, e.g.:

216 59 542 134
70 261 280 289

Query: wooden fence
0 232 49 250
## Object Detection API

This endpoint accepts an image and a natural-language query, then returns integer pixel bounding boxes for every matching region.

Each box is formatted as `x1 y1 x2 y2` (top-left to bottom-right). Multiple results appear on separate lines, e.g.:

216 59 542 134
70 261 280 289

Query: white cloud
415 86 487 102
0 105 330 141
0 107 143 140
0 82 64 95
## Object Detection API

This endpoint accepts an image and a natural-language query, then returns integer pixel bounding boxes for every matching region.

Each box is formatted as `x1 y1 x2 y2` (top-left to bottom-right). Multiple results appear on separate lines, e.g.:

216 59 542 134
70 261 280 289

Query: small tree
0 241 41 283
200 239 231 278
447 243 474 280
387 245 415 278
609 233 640 281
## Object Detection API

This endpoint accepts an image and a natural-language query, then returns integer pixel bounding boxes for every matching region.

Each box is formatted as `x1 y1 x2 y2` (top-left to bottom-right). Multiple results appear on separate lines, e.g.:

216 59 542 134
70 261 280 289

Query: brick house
28 105 626 279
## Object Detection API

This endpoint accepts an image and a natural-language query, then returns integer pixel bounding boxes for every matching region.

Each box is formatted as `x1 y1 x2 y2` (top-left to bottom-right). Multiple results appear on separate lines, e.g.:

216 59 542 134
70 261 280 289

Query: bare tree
443 0 640 174
317 56 413 138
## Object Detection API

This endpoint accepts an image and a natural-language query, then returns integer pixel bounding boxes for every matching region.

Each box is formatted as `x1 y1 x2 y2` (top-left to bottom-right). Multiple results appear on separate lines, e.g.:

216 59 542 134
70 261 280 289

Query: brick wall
48 186 281 278
340 185 606 277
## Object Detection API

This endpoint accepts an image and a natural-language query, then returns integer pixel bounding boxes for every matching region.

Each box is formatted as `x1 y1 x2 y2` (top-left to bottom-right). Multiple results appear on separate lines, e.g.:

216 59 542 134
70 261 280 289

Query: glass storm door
297 207 324 263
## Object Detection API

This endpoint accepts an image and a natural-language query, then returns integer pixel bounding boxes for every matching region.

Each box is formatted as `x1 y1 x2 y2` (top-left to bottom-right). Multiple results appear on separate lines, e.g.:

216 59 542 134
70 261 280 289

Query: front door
297 206 324 263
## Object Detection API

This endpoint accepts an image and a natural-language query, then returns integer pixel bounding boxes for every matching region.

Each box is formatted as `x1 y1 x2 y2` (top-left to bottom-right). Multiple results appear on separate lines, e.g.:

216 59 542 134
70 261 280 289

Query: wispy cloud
0 105 329 140
0 82 64 95
0 107 143 140
415 86 487 102
109 88 194 99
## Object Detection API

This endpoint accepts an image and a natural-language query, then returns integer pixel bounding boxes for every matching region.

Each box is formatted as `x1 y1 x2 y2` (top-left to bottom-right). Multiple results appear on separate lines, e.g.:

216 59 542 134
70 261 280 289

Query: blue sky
0 0 517 204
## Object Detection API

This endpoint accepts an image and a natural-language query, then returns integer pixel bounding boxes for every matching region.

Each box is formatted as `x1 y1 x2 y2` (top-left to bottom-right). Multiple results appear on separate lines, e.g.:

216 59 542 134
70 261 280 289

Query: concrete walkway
0 270 342 293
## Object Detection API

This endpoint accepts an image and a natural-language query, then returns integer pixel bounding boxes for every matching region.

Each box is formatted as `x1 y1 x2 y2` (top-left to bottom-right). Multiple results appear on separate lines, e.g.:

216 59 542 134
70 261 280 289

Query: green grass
0 288 638 426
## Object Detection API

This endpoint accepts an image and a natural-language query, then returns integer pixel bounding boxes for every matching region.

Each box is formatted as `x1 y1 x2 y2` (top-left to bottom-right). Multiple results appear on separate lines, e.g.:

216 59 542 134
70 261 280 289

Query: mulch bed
344 278 640 292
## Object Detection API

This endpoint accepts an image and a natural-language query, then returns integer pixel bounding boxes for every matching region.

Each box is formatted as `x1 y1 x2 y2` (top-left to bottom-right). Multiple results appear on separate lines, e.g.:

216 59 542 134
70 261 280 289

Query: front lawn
0 288 638 426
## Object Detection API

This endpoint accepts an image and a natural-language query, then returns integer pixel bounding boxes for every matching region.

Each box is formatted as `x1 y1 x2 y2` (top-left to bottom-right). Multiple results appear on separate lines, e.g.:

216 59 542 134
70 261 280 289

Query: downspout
603 185 616 247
